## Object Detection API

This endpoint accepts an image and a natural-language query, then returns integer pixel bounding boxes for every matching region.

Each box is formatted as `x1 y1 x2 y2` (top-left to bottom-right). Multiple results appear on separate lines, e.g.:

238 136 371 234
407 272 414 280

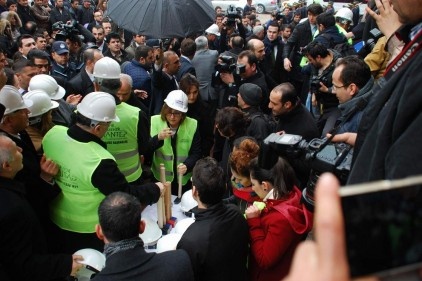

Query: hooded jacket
247 186 313 281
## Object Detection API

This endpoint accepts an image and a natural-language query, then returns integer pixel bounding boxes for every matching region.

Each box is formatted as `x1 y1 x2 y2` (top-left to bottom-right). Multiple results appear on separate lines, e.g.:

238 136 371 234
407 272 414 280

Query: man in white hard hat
42 91 164 254
92 191 194 280
0 85 60 236
94 56 151 185
0 134 84 280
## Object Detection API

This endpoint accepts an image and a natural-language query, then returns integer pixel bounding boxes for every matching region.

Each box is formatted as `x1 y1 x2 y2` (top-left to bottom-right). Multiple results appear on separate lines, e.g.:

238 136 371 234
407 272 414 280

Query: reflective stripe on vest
102 102 142 183
150 115 197 185
42 125 114 233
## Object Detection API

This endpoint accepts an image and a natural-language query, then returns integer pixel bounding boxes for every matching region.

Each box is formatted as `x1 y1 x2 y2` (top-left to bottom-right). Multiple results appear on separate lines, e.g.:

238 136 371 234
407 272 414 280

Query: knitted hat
239 83 262 106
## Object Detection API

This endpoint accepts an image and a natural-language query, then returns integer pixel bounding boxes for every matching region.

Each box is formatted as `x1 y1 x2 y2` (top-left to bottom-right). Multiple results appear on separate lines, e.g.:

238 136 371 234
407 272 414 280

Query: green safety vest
42 125 114 233
102 102 142 183
336 24 353 45
150 115 197 185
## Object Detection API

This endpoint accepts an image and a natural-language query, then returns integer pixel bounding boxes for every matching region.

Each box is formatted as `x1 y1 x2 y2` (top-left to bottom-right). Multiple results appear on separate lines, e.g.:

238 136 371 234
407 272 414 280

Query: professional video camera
52 20 81 41
264 133 353 211
357 28 383 58
215 55 246 75
275 12 287 23
226 5 242 27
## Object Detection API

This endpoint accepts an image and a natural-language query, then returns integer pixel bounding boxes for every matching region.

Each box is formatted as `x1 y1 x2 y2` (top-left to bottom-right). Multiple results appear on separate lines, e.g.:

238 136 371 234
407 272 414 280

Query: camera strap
384 28 422 80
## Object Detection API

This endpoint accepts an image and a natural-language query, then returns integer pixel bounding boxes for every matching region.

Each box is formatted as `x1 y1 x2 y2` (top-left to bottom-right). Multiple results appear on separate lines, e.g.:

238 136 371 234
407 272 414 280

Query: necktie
312 25 317 36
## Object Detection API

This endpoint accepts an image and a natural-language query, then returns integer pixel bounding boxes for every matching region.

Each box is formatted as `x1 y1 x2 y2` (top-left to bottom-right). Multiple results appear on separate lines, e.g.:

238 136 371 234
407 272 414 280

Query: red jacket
247 186 313 281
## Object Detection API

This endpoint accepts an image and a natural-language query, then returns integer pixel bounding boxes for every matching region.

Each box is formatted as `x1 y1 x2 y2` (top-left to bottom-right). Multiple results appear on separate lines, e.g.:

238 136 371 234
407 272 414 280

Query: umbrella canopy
107 0 215 38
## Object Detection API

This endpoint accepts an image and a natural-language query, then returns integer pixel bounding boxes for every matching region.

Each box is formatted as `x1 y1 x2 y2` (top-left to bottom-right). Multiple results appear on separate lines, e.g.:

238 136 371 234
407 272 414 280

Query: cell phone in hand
340 176 422 279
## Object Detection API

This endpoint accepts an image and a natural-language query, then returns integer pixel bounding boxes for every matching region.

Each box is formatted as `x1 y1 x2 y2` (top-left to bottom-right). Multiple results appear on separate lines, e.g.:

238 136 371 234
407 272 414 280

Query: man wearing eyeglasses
331 56 374 135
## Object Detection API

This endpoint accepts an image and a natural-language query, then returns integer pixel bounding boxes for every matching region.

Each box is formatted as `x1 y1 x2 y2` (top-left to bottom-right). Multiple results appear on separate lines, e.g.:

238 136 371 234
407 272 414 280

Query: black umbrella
107 0 215 38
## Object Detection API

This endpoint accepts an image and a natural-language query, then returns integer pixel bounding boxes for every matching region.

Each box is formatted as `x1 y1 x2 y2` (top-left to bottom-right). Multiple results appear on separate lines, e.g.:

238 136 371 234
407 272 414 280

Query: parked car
211 0 279 14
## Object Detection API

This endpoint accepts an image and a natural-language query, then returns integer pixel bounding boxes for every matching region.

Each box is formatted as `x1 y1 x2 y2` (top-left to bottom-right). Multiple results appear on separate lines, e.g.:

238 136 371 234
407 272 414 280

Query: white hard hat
335 8 353 24
76 92 120 122
73 248 106 281
93 57 121 80
29 74 66 100
156 233 182 253
180 189 198 215
139 218 162 246
0 85 33 115
206 23 221 36
23 90 59 117
174 217 195 235
164 90 188 113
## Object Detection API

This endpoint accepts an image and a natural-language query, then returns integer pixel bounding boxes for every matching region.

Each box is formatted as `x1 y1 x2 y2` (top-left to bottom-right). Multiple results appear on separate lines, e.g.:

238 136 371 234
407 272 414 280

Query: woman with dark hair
228 137 260 211
0 19 16 58
214 106 248 180
180 73 216 157
149 90 201 196
245 152 313 281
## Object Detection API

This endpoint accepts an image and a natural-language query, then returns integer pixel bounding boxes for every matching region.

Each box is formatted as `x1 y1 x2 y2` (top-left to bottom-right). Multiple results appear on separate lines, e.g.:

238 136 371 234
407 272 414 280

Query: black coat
17 3 35 26
49 7 72 25
150 67 178 115
282 19 313 80
0 177 72 281
177 203 249 281
67 67 94 97
92 246 194 281
349 25 422 184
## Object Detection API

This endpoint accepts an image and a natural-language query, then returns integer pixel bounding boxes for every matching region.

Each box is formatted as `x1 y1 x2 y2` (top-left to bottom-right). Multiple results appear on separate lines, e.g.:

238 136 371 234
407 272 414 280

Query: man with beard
123 45 155 112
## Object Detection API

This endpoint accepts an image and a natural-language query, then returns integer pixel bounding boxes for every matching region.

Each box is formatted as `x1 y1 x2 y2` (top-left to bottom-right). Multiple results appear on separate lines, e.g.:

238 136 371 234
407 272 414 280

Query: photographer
303 41 342 136
218 50 268 112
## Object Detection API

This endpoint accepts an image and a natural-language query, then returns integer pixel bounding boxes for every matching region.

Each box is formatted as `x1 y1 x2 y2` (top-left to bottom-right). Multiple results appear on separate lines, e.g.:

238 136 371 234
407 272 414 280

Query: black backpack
321 33 357 57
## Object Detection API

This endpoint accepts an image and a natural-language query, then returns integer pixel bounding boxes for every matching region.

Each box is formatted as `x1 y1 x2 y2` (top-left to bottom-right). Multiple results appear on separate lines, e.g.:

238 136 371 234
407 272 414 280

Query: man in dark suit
282 3 323 103
263 22 288 86
191 36 218 104
67 48 103 97
176 38 196 81
93 192 194 281
150 50 180 115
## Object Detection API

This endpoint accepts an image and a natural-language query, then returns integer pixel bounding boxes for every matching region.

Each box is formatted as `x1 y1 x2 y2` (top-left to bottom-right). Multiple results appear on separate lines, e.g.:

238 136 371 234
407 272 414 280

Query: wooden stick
157 164 166 228
178 171 183 199
164 181 172 221
157 196 164 229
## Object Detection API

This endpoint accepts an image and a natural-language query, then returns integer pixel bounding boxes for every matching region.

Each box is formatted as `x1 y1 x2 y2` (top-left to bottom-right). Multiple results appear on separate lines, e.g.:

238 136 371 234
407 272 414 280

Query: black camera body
264 133 353 210
226 5 242 27
215 55 236 73
364 28 382 52
309 75 329 95
52 20 80 41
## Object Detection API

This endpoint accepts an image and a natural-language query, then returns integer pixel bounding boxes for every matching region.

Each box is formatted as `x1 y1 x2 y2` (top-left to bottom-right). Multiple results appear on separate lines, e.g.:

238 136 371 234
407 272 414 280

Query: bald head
247 39 265 61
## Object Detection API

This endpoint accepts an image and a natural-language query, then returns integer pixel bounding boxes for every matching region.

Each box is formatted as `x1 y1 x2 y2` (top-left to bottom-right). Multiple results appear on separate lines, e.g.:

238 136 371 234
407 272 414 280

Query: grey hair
119 73 133 88
195 36 208 51
0 135 13 171
253 25 264 35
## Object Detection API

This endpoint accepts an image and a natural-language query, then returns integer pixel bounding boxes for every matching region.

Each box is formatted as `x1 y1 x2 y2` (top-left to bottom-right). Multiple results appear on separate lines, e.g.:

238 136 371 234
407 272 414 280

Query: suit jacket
282 19 313 80
92 246 194 281
150 67 178 115
191 49 218 101
49 7 72 25
67 67 94 98
176 56 196 81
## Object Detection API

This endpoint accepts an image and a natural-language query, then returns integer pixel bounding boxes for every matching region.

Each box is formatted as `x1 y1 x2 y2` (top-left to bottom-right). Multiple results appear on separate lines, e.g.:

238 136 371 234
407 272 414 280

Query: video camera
226 5 242 27
215 55 246 75
264 133 353 211
357 28 383 58
52 20 81 42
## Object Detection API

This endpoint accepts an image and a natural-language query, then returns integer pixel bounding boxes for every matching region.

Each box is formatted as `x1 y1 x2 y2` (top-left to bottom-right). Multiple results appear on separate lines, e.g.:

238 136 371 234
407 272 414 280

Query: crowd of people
0 0 421 280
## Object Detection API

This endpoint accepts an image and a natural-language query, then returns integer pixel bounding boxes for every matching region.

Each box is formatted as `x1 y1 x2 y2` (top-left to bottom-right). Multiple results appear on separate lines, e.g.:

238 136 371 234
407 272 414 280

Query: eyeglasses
166 111 182 117
332 83 349 90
